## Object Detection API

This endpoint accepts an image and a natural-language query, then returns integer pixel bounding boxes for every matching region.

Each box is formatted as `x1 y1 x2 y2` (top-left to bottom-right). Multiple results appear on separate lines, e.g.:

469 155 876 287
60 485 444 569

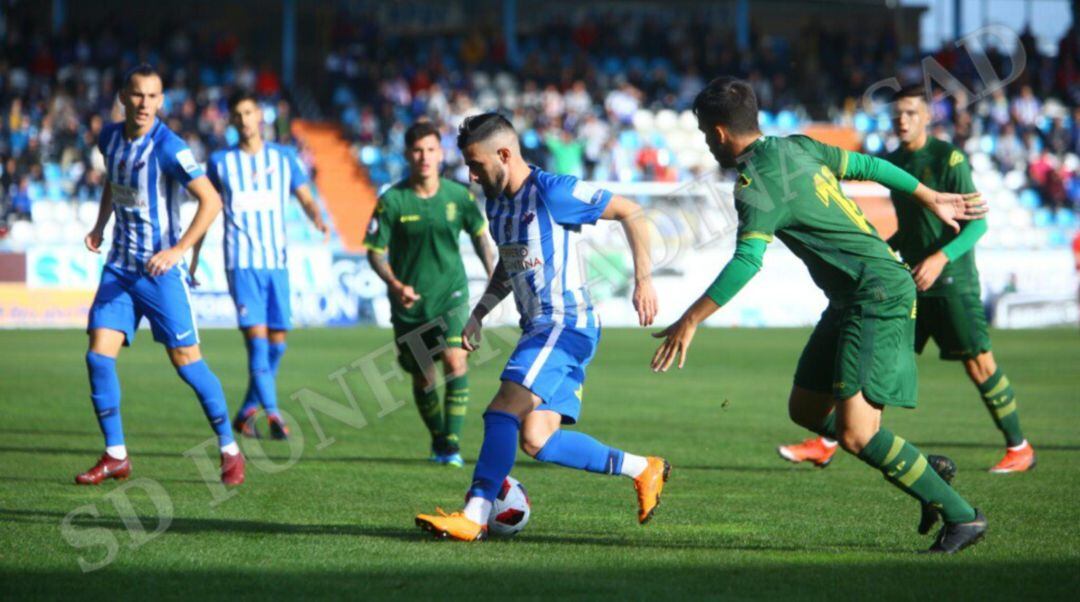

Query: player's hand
315 219 331 243
146 246 183 277
912 251 948 292
931 191 986 233
462 315 483 352
84 229 104 254
633 277 658 327
391 282 421 309
651 316 699 372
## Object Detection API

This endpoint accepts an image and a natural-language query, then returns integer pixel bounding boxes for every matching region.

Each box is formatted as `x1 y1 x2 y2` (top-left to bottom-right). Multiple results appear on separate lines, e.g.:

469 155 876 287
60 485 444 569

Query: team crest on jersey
252 165 278 180
446 203 457 222
522 212 535 226
948 150 964 167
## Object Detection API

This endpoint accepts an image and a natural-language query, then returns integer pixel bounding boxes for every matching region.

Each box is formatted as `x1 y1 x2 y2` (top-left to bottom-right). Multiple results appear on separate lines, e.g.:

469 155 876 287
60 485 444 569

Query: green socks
444 375 469 453
978 369 1025 447
815 412 838 440
413 383 444 451
858 428 977 523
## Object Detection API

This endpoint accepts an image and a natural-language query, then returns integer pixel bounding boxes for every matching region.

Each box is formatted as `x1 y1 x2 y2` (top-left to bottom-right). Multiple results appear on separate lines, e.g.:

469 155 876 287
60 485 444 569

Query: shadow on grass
0 508 890 554
0 427 206 441
918 441 1080 452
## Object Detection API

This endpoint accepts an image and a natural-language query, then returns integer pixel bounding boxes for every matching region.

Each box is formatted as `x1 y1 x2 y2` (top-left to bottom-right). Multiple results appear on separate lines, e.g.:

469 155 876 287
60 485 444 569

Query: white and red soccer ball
489 476 531 536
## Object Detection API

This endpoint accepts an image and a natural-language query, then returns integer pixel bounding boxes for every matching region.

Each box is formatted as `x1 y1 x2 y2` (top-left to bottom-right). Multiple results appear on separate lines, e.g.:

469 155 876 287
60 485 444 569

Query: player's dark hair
892 83 929 105
405 121 440 147
228 89 260 113
123 63 160 89
692 77 760 135
457 112 517 150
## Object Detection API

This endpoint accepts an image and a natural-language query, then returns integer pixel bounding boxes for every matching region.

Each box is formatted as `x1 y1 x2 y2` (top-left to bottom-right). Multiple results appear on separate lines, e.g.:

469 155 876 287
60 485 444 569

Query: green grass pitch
1 327 1078 599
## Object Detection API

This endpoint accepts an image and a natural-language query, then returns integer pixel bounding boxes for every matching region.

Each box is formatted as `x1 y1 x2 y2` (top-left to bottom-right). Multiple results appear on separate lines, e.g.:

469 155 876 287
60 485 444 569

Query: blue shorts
500 325 601 425
88 264 199 348
227 269 292 331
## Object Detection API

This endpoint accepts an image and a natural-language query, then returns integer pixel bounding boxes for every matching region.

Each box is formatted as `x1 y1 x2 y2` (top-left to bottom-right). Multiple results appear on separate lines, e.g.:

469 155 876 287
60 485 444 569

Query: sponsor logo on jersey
176 149 200 175
499 244 543 272
446 203 457 222
400 215 421 223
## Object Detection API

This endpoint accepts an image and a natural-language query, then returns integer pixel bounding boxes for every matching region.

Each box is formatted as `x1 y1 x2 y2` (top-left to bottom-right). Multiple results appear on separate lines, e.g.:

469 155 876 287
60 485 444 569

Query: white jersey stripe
523 323 565 388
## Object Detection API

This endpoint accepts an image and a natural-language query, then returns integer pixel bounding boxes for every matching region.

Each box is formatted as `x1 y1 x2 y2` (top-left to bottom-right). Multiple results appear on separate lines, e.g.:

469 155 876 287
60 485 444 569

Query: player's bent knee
964 352 997 384
167 344 203 367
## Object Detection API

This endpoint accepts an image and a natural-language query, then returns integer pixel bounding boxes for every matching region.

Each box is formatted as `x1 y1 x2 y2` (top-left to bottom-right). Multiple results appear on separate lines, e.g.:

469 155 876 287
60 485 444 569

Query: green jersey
734 135 913 305
885 138 981 296
365 177 487 323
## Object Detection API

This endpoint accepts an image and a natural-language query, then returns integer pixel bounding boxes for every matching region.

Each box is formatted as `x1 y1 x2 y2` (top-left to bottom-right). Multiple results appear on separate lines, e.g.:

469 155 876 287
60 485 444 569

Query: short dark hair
891 83 929 104
228 89 259 113
692 77 760 135
405 121 440 147
123 63 160 89
457 112 516 150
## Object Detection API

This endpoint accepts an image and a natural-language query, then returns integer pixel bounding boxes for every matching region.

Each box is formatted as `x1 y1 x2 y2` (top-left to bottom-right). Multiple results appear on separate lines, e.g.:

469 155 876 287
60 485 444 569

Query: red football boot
221 451 246 486
75 453 132 485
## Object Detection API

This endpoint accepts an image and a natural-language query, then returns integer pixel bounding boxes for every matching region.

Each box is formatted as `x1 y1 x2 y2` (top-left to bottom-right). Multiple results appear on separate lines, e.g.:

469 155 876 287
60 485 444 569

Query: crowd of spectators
0 19 302 227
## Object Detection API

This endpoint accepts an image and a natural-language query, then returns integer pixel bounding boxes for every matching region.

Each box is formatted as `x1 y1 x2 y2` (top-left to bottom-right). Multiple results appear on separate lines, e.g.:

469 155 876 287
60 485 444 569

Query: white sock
1007 439 1028 452
105 445 127 460
821 438 838 448
463 496 492 525
620 453 649 478
221 441 240 456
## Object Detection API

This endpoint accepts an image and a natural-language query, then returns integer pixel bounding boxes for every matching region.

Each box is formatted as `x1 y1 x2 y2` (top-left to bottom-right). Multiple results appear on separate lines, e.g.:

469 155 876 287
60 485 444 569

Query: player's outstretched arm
295 184 331 242
651 237 766 372
600 195 657 326
146 176 221 276
84 181 113 254
462 260 512 352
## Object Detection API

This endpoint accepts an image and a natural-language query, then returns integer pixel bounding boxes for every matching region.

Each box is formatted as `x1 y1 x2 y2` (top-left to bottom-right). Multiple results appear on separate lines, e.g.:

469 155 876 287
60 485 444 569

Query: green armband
941 219 988 262
705 238 767 307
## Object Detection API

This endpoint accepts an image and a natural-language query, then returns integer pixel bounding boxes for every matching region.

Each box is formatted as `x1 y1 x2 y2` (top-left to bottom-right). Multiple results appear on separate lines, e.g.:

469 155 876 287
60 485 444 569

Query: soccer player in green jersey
779 84 1034 473
366 122 496 467
653 77 989 553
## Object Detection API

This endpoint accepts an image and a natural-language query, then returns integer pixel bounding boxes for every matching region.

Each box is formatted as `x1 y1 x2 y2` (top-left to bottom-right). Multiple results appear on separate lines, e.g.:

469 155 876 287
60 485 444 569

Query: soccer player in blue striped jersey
415 114 669 541
201 90 329 440
77 64 244 486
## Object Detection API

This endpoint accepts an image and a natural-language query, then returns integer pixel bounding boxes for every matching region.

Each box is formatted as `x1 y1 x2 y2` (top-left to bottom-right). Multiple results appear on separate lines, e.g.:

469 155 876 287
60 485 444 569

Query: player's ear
497 147 511 164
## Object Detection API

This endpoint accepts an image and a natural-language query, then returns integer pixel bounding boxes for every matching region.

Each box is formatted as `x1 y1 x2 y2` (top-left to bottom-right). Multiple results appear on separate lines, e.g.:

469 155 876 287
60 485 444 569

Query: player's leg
965 352 1034 472
77 266 138 485
440 347 469 467
396 321 447 460
143 267 244 485
262 269 292 439
837 390 985 552
415 380 535 541
229 269 270 437
777 306 844 467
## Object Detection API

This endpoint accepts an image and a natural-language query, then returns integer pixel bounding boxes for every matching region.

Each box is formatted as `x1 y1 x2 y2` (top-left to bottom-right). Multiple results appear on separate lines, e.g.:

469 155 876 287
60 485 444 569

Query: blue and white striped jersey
98 119 205 272
487 166 613 332
207 143 309 270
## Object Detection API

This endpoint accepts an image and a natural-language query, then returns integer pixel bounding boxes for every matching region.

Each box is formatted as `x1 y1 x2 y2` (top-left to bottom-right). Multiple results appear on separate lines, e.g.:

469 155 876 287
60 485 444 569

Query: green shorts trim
915 292 992 361
392 304 469 374
794 294 918 408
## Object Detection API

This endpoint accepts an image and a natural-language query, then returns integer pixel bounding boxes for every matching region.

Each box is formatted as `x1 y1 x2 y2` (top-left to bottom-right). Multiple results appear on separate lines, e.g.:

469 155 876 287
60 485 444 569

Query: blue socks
468 411 521 501
535 430 625 475
86 352 124 446
239 338 286 418
176 359 234 447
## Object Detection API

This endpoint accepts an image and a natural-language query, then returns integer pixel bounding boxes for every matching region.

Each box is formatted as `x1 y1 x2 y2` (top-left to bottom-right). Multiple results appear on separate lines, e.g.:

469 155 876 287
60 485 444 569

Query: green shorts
392 304 469 374
915 292 992 360
794 293 919 408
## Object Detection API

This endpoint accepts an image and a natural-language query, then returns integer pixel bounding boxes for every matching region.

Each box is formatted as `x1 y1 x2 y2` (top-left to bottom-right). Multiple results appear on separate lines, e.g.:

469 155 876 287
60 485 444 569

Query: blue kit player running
77 64 244 486
415 113 668 541
200 90 329 441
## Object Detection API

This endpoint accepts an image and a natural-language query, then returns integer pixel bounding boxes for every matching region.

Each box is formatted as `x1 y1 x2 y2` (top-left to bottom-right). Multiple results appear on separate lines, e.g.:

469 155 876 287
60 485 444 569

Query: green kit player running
366 122 496 467
653 77 989 553
779 84 1034 473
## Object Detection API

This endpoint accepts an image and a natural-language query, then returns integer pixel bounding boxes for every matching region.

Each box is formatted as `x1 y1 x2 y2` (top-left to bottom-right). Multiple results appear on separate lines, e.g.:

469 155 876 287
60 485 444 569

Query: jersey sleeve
461 188 487 236
158 135 205 185
285 147 310 193
97 124 114 156
793 135 919 193
538 172 613 226
364 193 395 253
734 182 783 243
206 154 224 193
705 237 767 306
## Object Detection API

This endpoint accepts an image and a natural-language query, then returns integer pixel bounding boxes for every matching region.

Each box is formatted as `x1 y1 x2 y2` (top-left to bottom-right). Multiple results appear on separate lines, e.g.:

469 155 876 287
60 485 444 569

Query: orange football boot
415 508 488 541
989 441 1036 473
777 437 837 468
634 457 671 524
